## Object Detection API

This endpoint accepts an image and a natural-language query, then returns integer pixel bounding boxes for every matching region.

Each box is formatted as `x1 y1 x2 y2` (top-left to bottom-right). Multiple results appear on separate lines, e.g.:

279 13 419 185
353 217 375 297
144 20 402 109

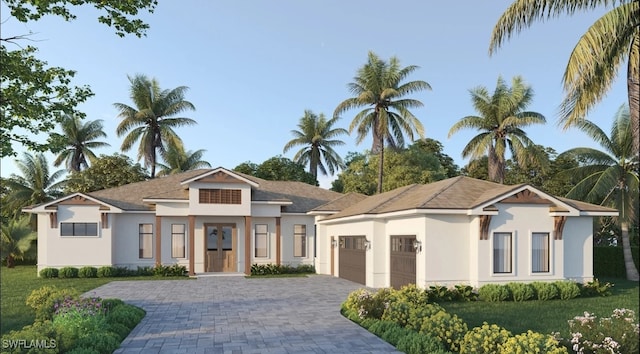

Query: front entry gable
471 185 582 217
180 167 259 188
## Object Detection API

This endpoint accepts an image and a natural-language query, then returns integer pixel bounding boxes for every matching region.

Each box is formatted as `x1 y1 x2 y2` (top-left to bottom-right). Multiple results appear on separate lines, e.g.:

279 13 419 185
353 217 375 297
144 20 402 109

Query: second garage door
339 236 366 285
390 235 417 289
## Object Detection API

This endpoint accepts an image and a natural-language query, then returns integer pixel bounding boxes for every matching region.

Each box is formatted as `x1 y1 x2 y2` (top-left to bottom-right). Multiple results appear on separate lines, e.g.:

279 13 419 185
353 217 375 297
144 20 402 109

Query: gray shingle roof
84 168 342 213
323 176 617 220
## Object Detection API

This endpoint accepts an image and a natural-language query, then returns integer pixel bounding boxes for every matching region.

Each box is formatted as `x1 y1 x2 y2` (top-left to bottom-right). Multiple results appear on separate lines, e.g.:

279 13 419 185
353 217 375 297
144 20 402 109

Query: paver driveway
88 274 400 353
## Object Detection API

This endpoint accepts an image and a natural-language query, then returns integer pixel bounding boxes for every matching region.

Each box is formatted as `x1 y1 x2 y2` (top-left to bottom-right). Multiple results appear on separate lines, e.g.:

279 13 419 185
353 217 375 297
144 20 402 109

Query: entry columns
155 216 162 267
188 215 195 276
244 216 252 275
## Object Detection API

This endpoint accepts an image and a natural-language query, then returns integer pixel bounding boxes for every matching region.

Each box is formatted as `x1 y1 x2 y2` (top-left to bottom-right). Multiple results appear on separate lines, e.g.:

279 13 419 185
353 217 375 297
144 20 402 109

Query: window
139 224 153 259
493 232 512 273
294 224 307 257
532 232 550 273
199 189 241 204
171 224 186 258
60 222 98 236
255 224 268 258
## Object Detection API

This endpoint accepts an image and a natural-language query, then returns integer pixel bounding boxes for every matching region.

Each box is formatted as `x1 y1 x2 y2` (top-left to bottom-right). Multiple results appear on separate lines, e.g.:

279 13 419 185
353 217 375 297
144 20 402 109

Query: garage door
390 235 416 289
339 236 366 285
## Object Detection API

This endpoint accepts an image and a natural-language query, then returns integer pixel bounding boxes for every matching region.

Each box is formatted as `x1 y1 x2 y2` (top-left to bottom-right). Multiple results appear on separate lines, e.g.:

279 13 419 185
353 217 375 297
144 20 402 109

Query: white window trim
529 231 553 276
254 224 269 258
293 224 308 258
171 224 187 259
59 222 100 238
491 231 516 276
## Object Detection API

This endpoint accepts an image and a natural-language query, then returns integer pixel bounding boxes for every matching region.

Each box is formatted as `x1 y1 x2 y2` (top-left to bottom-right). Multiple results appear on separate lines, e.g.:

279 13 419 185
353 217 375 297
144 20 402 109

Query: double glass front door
205 224 236 272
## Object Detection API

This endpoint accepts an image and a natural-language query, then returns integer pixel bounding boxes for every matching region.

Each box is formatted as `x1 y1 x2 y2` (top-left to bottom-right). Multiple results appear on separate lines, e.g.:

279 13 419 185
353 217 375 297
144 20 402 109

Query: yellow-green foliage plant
419 310 468 352
459 322 512 353
499 330 568 353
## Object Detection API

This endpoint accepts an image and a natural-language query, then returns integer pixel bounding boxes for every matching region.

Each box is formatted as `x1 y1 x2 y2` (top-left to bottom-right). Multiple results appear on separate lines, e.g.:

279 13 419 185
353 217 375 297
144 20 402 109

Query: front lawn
0 266 187 335
439 278 639 337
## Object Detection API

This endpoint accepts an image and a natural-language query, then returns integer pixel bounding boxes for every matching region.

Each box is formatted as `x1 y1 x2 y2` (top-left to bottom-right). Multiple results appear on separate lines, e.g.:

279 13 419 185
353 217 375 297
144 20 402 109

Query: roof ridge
417 176 464 208
370 184 421 213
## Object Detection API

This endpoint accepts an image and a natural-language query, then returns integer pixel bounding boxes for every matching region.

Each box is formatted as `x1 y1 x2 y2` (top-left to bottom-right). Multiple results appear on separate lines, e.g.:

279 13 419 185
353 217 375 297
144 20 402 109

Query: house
25 168 617 288
312 176 618 288
25 167 342 276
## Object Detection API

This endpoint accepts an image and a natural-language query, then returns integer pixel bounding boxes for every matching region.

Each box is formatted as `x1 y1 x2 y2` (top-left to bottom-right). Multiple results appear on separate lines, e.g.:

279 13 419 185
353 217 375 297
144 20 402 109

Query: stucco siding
279 215 315 267
112 213 155 268
423 215 470 286
188 182 251 215
563 216 594 282
385 217 425 287
155 202 189 216
325 220 375 285
42 205 112 269
251 217 278 265
251 204 282 217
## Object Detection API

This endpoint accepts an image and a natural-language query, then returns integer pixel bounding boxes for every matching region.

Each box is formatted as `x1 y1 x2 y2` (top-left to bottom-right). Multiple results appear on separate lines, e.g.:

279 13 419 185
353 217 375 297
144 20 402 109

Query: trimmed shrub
67 348 100 354
478 283 510 302
101 298 125 312
451 284 478 302
499 330 568 353
113 266 136 277
380 322 408 346
554 281 581 300
594 246 639 278
396 330 446 354
580 278 613 297
136 266 153 276
106 304 145 329
460 322 512 354
39 267 59 278
368 320 402 338
58 267 79 278
391 283 430 306
427 285 455 302
507 282 534 302
97 266 115 278
0 320 58 354
419 310 468 352
531 281 559 301
78 267 97 278
343 288 393 320
74 332 120 354
382 302 443 331
26 286 80 321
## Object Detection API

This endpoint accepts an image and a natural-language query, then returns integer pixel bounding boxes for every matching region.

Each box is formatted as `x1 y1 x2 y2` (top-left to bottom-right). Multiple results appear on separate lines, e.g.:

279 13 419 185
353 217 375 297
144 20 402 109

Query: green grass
0 266 187 335
440 278 639 337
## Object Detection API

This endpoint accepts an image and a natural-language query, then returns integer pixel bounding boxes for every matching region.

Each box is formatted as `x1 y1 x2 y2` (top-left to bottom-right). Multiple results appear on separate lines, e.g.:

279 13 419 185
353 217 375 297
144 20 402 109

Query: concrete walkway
88 275 400 353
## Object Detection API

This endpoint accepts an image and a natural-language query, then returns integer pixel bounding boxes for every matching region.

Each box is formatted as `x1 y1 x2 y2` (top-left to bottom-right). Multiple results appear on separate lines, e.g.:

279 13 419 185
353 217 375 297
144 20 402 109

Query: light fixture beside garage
413 240 422 253
364 239 371 250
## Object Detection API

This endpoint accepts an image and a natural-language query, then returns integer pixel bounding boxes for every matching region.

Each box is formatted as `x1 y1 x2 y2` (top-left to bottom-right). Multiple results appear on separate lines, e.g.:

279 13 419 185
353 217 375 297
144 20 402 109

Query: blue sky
0 1 628 188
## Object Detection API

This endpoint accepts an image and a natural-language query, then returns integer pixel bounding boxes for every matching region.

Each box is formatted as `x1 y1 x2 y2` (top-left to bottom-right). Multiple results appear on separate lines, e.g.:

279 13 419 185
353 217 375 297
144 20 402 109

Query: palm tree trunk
377 135 385 194
488 145 503 183
628 35 639 162
620 221 640 281
6 254 15 268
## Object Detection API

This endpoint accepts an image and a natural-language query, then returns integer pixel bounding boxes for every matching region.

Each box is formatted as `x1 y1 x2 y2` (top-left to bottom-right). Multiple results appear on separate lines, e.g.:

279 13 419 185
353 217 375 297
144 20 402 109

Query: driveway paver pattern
88 274 400 354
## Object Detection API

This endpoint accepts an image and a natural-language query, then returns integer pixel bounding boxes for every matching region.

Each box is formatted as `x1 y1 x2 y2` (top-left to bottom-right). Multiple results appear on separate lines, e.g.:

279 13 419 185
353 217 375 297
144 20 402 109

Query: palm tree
559 104 639 281
53 115 110 172
4 153 65 218
114 74 197 178
448 76 546 184
489 0 639 164
334 51 431 194
1 215 37 268
283 110 348 180
156 144 211 176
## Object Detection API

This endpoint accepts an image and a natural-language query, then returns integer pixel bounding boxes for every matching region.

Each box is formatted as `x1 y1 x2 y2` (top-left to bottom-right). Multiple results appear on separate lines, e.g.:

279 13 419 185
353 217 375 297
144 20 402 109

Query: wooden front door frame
203 223 237 272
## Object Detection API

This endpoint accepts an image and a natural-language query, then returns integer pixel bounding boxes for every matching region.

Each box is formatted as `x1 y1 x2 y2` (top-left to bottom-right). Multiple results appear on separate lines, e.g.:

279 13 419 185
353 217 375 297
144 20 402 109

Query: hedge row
39 264 187 278
594 246 640 278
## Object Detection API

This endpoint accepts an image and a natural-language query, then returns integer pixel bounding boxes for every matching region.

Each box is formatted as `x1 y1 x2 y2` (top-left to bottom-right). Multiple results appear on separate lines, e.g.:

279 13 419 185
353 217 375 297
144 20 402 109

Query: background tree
53 115 110 172
114 74 197 178
332 141 450 195
63 154 148 194
156 144 211 176
448 76 546 183
490 0 640 162
1 215 37 268
3 153 64 218
411 138 460 178
1 0 158 157
558 104 639 280
283 110 348 180
233 156 317 185
334 51 431 194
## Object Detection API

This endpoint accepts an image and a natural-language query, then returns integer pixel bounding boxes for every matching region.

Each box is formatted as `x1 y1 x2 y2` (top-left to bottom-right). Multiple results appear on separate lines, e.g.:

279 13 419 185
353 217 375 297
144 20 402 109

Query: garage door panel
390 236 416 289
339 236 366 285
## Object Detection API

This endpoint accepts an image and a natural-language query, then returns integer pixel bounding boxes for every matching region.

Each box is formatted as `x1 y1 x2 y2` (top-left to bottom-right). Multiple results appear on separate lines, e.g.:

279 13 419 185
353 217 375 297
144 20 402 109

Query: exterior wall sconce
364 239 371 250
413 240 422 253
331 238 337 248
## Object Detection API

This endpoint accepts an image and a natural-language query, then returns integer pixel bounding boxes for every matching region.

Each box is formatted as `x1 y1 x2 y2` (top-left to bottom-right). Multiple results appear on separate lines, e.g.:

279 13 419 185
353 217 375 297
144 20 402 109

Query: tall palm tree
4 153 65 217
559 104 639 281
156 144 211 176
114 74 197 178
53 115 110 172
1 215 37 268
334 51 431 194
489 0 640 163
448 76 546 184
283 110 348 180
